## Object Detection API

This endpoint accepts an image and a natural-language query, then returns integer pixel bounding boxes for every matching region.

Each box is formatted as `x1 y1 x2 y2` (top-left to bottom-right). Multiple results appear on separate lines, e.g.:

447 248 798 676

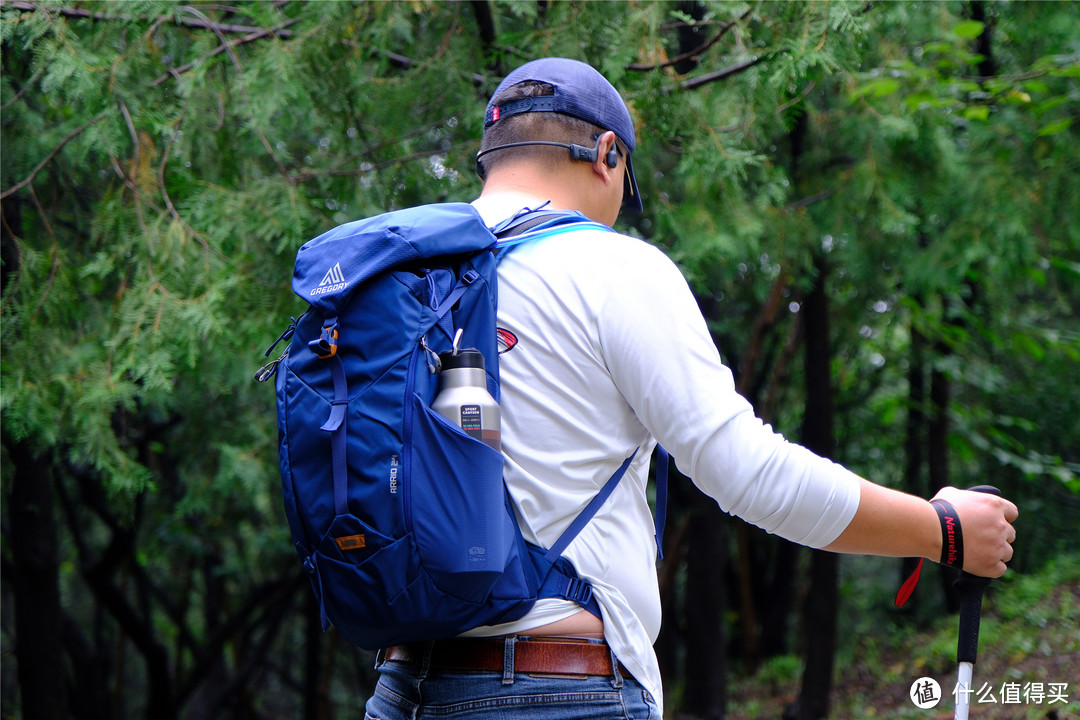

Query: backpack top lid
292 202 495 315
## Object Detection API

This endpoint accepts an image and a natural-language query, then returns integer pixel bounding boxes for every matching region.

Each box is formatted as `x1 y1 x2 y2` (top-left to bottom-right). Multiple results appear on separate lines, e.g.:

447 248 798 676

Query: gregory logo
310 262 348 296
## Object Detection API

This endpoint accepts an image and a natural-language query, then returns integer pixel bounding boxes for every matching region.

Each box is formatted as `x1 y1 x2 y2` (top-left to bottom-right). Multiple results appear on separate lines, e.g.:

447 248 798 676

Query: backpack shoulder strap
490 205 578 237
493 210 570 238
490 207 613 258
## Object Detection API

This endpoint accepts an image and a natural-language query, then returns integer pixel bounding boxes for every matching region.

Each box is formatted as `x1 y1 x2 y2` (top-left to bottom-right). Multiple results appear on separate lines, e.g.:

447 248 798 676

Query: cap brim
622 154 643 214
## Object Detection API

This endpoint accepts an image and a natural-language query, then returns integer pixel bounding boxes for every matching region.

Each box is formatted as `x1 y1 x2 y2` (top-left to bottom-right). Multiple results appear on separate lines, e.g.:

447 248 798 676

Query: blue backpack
257 202 667 650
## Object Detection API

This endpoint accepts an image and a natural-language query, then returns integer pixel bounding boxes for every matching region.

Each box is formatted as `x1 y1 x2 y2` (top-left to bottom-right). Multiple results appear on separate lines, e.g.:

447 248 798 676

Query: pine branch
785 187 836 211
364 46 487 86
776 81 817 115
149 18 299 86
0 110 110 200
627 10 750 72
288 148 452 184
317 119 450 177
681 55 768 90
178 5 288 176
2 1 295 38
0 66 44 111
3 1 298 88
156 111 217 260
117 100 148 233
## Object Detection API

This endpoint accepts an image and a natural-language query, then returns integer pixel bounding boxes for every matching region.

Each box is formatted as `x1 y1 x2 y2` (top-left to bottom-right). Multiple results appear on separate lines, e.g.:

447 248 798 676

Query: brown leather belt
384 636 619 677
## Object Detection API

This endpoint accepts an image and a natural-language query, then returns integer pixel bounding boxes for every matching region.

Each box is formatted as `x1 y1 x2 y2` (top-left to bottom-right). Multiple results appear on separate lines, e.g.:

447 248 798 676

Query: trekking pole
952 485 1001 720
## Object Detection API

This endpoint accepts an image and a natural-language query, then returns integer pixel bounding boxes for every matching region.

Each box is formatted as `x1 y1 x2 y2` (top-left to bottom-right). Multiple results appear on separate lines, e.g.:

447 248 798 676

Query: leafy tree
2 2 1076 718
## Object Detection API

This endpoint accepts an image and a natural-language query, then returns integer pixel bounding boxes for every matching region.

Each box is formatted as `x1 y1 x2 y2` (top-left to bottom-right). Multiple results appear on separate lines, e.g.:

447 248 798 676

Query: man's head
477 58 642 214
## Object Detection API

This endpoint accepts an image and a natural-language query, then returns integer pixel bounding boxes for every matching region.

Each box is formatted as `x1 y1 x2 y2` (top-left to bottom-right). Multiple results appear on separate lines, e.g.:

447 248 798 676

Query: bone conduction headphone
475 135 619 170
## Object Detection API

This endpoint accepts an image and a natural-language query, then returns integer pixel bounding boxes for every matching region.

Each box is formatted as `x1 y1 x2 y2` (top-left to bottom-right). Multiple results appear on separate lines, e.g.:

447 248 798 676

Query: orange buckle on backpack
308 318 340 359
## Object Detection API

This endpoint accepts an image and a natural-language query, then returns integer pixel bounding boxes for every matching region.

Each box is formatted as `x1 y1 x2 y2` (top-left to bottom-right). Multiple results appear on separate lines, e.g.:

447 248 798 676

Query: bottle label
460 404 483 441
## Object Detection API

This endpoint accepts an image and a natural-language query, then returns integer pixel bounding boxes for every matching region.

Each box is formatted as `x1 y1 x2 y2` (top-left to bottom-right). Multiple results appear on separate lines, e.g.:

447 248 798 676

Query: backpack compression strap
536 446 669 617
542 446 669 565
534 449 638 618
653 446 669 560
544 450 639 563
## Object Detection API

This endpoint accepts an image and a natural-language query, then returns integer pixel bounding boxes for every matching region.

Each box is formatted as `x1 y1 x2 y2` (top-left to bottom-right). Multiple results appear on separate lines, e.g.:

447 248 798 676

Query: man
364 57 1018 720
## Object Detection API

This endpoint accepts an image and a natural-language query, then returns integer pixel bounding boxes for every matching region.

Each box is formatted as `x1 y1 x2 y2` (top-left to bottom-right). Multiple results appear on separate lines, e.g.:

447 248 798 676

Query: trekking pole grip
953 485 1001 665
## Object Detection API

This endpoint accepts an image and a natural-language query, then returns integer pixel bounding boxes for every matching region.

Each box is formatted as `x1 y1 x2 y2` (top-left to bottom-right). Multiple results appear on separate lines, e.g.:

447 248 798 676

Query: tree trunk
761 540 797 657
60 612 112 720
970 1 998 78
469 1 501 76
305 587 331 720
900 325 928 613
930 345 961 613
673 1 708 74
72 470 177 720
654 463 692 692
8 438 70 720
785 254 838 720
730 274 797 672
682 498 728 720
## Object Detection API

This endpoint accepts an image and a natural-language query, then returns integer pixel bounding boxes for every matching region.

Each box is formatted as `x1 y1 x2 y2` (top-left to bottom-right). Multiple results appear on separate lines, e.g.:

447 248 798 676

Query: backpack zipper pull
263 320 296 356
254 320 296 382
255 348 289 383
420 335 442 373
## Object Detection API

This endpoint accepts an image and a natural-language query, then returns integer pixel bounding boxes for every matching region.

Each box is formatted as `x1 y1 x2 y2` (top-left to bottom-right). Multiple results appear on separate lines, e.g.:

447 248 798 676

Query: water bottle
431 346 501 452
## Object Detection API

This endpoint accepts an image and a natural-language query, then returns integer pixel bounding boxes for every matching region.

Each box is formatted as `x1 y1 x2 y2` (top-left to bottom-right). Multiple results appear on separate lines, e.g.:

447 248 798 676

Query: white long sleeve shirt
467 193 862 714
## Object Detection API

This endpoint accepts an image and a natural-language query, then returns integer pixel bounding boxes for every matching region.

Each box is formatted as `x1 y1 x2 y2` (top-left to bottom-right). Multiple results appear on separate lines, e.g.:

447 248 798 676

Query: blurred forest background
2 1 1077 719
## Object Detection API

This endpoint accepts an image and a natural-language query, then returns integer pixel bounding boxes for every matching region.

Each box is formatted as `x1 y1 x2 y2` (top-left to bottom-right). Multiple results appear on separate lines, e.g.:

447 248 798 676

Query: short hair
476 81 626 180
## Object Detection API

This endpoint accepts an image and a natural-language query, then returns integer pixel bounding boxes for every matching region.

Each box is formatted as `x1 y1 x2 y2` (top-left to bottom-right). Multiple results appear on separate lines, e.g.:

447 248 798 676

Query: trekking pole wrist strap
931 498 964 568
894 496 968 607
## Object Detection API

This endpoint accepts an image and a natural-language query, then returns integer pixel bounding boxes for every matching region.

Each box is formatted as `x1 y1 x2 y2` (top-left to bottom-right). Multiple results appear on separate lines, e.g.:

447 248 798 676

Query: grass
724 553 1080 719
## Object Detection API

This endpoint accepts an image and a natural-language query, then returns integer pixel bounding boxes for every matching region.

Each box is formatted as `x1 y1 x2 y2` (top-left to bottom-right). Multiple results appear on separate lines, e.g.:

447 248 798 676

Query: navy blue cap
484 58 642 213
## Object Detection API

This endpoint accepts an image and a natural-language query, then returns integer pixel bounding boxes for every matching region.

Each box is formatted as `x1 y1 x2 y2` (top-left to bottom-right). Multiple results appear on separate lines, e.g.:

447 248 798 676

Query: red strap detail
894 557 925 607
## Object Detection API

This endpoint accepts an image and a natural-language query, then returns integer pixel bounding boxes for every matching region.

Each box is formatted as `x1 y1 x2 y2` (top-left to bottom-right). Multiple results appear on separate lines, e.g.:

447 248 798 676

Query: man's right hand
932 486 1018 578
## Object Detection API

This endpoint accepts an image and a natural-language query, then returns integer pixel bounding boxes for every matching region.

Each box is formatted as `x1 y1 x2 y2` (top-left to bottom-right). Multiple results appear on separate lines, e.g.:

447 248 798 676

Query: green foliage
2 1 1077 716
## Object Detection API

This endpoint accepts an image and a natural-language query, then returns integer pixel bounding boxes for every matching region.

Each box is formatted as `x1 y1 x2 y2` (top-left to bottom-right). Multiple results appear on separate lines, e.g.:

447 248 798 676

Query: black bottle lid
438 348 485 370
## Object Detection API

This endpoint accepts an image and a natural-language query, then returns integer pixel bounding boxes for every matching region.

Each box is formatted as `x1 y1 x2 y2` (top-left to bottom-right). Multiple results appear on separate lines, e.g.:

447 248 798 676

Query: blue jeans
364 639 660 720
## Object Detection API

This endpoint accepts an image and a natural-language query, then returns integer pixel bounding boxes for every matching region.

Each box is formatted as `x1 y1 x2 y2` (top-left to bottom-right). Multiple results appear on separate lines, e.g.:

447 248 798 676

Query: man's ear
591 131 620 184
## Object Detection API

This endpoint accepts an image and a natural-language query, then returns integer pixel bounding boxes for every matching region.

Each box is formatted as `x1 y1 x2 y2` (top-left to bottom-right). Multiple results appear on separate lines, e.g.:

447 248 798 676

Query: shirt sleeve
596 241 860 548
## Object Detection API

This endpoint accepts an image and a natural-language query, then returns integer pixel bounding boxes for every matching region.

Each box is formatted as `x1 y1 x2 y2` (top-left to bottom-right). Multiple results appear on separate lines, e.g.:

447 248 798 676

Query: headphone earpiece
568 143 597 164
477 136 619 170
568 137 618 168
595 134 618 168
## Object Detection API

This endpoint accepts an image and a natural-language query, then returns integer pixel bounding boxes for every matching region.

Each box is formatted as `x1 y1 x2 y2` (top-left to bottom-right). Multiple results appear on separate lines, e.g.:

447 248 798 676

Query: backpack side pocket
407 393 516 603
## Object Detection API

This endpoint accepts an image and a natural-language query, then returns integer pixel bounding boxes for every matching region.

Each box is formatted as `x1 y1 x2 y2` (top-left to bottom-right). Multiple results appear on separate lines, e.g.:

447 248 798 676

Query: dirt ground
725 582 1079 720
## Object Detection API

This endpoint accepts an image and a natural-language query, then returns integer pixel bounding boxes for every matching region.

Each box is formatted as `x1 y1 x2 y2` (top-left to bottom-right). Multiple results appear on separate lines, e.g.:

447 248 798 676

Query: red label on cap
492 106 501 122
